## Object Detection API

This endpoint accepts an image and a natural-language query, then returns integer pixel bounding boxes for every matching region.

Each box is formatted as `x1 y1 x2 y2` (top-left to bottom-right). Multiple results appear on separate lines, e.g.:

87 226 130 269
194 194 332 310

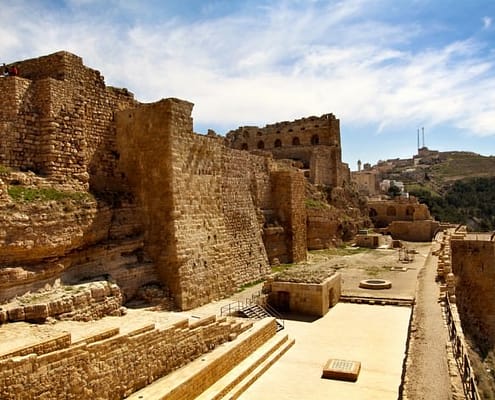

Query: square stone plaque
322 358 361 382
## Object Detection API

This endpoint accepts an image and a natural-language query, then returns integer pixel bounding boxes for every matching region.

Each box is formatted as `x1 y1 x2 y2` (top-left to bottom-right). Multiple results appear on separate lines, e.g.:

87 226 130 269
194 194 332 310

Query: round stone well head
359 279 392 290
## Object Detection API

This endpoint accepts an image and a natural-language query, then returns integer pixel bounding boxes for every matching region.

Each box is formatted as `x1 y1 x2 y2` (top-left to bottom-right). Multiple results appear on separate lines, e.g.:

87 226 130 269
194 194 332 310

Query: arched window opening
292 137 300 146
386 206 397 216
257 140 265 149
369 208 378 218
241 143 248 150
311 134 320 145
406 206 415 217
274 139 282 147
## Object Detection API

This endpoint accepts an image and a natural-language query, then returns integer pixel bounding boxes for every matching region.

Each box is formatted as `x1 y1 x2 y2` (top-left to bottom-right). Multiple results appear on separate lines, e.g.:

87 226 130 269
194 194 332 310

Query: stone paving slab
239 303 412 400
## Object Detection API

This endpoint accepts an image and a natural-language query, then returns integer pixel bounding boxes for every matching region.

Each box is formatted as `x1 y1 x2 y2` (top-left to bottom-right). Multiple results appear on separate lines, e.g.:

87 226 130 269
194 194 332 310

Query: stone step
240 305 284 331
196 332 294 400
340 295 413 307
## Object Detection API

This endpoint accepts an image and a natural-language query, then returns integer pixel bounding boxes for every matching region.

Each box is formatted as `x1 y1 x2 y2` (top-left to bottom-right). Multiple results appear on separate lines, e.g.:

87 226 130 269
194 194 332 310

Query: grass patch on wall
305 198 328 209
0 164 12 174
271 263 295 274
8 186 92 203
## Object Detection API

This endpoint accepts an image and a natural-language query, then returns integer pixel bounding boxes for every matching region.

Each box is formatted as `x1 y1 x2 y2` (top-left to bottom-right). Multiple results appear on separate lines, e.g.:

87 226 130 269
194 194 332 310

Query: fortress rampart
451 234 495 353
0 51 136 192
225 114 348 187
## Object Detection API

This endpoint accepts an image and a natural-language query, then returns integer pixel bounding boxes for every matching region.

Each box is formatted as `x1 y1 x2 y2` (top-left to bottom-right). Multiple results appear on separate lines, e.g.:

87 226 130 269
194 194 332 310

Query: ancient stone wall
225 113 346 186
306 208 341 249
226 114 340 150
116 99 274 310
368 197 432 228
1 51 137 191
0 316 263 400
388 220 440 242
271 171 307 263
451 235 495 352
267 273 341 316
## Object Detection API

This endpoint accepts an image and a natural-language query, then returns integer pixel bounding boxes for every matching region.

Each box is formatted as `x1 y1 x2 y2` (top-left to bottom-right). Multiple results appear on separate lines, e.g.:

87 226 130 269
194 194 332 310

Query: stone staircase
196 331 295 400
239 304 285 332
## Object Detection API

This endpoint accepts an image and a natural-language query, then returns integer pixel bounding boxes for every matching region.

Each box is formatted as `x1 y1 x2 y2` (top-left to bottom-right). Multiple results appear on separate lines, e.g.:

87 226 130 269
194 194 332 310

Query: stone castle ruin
0 51 364 314
225 112 349 187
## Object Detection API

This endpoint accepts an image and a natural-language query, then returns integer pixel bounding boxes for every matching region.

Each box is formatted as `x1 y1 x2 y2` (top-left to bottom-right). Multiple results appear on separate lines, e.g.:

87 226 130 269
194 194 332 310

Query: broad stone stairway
196 329 294 400
239 304 285 332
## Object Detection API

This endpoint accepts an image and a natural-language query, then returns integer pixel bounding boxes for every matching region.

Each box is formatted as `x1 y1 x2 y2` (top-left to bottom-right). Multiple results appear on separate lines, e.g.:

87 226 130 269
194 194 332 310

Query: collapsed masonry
0 51 366 312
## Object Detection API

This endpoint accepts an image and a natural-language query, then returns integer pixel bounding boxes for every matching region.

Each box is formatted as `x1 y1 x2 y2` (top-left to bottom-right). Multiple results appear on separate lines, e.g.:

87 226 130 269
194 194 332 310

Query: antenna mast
422 127 425 148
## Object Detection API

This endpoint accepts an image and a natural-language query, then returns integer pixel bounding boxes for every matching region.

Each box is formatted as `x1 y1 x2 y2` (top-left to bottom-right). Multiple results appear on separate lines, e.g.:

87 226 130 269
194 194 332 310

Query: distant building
352 169 379 196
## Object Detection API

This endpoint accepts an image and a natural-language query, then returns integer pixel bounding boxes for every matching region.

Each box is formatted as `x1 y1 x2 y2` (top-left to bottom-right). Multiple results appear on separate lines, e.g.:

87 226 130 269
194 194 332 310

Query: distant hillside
382 151 495 231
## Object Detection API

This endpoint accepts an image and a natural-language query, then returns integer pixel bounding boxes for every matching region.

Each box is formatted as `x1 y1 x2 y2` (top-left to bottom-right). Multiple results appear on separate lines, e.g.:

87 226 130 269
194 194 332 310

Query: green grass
365 266 383 277
0 164 12 174
309 246 370 257
7 186 92 203
271 263 295 274
237 279 264 292
305 198 328 209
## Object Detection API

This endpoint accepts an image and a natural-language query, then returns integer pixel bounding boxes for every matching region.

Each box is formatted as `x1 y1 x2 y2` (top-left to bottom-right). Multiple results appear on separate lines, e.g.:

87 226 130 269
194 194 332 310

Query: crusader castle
2 51 494 399
0 51 363 312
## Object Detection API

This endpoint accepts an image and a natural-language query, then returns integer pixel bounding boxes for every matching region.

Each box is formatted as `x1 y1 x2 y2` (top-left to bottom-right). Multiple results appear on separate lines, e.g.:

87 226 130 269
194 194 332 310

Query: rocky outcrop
0 279 125 324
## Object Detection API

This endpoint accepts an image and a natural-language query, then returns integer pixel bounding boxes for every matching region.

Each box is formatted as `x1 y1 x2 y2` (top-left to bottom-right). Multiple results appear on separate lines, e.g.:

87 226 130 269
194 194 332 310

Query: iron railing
445 295 481 400
219 291 284 329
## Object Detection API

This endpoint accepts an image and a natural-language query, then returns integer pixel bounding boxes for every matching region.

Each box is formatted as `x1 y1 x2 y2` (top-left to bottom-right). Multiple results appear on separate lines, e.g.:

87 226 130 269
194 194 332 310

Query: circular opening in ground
359 279 392 290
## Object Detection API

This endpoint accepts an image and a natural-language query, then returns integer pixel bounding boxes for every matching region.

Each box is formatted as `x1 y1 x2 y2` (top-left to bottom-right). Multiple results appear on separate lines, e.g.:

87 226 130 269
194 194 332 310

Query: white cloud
483 16 492 29
1 0 495 144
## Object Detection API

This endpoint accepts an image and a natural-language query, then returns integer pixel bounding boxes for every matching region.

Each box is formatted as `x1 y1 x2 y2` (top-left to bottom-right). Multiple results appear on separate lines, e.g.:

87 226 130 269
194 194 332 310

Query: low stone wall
137 318 278 400
388 220 439 242
0 315 253 400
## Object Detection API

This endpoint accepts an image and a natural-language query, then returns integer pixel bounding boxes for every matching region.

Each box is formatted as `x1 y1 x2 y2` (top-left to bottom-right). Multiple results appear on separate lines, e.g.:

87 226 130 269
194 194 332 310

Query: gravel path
404 250 453 399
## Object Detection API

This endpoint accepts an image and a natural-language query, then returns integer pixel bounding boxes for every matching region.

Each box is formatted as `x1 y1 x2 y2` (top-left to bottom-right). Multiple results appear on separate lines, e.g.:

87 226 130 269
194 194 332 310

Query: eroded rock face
1 279 125 324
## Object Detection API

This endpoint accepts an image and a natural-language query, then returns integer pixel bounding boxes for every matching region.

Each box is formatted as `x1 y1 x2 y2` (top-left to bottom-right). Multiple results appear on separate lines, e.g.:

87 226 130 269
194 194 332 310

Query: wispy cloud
483 16 492 29
1 0 495 146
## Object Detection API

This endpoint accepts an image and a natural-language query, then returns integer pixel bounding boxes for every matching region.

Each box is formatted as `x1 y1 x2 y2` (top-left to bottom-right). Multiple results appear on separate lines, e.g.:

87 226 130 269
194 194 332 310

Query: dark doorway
275 291 291 312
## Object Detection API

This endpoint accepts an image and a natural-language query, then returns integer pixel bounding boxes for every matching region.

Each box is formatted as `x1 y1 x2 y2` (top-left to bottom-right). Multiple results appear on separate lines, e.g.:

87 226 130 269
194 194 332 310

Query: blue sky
2 0 495 170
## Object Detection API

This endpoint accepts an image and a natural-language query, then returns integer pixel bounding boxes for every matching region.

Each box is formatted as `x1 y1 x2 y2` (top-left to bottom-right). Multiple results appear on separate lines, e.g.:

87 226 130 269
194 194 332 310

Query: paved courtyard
240 303 411 400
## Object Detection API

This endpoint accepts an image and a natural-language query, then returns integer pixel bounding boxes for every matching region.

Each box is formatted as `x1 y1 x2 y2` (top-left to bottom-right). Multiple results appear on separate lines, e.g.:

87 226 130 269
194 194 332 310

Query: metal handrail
445 295 481 400
219 292 285 329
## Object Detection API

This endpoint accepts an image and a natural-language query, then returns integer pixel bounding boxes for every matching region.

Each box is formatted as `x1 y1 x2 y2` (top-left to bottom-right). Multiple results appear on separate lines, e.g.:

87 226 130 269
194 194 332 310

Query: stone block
322 358 361 382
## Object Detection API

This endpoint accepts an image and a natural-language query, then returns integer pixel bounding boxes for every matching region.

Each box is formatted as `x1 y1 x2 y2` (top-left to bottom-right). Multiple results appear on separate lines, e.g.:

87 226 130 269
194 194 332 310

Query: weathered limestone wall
267 273 341 316
0 316 260 400
226 113 340 150
116 99 272 310
271 170 307 263
1 51 137 191
388 219 440 242
368 197 432 228
306 208 341 249
451 236 495 352
225 113 346 186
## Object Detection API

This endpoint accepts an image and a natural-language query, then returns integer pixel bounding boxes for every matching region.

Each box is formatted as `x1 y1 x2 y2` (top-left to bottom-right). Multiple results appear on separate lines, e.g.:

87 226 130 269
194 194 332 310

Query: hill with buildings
353 148 495 231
